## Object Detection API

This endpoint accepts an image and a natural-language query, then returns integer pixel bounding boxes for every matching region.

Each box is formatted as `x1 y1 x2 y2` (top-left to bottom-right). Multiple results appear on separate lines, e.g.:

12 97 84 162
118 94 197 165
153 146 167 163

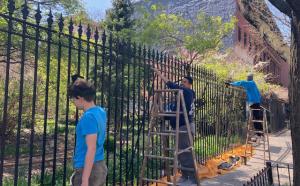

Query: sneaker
185 177 197 185
217 162 233 170
176 176 187 185
176 176 197 185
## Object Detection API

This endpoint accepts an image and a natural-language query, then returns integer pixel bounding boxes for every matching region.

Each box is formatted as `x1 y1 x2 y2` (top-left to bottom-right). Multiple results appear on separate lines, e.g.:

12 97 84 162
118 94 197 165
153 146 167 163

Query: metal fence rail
243 161 293 186
0 0 246 185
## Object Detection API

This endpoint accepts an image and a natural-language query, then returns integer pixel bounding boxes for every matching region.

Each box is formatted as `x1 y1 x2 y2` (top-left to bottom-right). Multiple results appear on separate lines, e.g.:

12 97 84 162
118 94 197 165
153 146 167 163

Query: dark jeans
250 103 263 134
178 125 196 179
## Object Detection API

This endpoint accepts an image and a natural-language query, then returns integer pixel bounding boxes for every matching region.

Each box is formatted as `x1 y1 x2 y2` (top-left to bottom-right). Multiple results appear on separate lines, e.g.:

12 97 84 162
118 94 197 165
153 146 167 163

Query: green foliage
135 7 237 63
104 0 135 39
199 51 280 94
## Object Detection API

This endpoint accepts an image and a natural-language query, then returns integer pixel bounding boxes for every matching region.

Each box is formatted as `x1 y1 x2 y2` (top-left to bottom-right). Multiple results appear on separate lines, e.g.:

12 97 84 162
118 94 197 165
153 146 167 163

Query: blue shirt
230 80 261 104
73 106 107 168
166 81 195 128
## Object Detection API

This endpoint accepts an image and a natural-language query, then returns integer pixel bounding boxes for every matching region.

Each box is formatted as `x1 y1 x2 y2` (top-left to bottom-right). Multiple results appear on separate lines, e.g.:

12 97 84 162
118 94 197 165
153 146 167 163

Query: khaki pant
70 160 107 186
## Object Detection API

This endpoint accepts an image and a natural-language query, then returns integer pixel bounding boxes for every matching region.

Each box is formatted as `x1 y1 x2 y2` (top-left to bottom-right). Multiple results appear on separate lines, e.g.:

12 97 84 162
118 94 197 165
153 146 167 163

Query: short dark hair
68 77 96 102
183 76 193 85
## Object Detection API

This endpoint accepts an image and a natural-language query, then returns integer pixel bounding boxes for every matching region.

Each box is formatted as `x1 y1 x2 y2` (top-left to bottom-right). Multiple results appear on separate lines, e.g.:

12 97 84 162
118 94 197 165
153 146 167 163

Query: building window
238 26 241 42
244 32 247 47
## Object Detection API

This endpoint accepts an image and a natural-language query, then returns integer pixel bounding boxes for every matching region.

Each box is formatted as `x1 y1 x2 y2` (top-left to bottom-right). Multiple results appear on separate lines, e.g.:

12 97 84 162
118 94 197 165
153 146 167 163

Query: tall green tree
135 5 236 64
104 0 135 39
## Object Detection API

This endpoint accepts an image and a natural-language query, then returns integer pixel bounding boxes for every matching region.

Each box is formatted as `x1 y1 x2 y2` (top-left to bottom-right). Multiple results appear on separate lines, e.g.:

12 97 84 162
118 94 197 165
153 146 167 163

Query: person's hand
152 68 161 76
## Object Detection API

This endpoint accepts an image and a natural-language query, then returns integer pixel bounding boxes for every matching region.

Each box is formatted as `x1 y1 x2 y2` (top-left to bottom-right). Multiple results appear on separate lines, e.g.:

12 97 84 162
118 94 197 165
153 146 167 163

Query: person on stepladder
226 73 263 141
152 68 197 185
69 75 108 186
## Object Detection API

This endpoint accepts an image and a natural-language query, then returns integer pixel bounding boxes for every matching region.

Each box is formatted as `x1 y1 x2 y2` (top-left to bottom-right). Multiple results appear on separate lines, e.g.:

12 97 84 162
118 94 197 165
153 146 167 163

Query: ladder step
150 132 176 136
170 165 195 171
251 120 264 122
249 130 264 134
163 130 188 134
178 146 193 154
145 155 174 160
250 109 262 111
164 112 183 114
142 178 174 185
157 113 177 117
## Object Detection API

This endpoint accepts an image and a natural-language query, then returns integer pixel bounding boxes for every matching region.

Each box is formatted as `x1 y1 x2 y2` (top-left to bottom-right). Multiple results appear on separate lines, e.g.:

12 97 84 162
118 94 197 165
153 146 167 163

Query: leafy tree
135 5 237 64
104 0 135 39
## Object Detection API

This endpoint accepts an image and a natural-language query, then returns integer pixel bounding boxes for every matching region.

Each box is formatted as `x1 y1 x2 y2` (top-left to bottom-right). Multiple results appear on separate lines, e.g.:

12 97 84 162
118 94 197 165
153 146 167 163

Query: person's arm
230 80 246 87
81 134 97 186
152 68 170 83
152 68 180 89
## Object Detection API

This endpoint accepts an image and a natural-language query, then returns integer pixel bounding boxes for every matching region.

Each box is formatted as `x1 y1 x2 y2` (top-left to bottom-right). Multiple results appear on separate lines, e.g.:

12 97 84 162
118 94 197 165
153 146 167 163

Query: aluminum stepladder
139 89 201 186
244 106 271 163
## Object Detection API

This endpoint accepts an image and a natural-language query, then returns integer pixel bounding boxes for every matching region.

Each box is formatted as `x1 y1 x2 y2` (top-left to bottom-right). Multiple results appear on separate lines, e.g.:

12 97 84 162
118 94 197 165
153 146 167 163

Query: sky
82 0 112 20
265 0 291 43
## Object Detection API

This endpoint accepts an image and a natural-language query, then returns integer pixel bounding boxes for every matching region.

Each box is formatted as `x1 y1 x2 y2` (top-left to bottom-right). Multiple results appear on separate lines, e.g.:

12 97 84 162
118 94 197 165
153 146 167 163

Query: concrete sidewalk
198 129 293 186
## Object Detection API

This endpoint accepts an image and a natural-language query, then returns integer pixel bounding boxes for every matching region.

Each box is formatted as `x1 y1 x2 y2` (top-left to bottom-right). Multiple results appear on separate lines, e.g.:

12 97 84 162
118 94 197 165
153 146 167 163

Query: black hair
68 75 96 102
183 76 193 85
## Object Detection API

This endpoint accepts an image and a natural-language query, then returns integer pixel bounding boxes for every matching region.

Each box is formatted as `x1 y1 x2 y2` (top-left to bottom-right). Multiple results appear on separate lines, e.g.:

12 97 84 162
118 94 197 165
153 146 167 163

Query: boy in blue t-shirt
69 75 107 186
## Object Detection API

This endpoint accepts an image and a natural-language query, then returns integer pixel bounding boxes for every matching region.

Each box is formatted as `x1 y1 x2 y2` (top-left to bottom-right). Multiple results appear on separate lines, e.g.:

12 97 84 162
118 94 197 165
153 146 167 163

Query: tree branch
268 0 292 17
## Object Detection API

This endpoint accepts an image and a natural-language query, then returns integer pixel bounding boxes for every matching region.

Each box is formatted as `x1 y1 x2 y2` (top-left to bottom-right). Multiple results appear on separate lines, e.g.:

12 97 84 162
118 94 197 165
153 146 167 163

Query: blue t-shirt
166 81 195 128
73 106 107 168
230 80 261 104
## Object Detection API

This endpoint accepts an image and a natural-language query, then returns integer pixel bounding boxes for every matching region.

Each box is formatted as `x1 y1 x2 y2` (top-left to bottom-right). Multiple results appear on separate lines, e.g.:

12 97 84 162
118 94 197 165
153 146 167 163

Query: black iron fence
243 162 293 186
0 0 246 185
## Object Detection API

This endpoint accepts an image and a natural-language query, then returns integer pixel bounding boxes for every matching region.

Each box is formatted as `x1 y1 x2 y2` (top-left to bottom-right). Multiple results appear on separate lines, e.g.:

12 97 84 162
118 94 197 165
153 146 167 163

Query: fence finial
86 24 91 40
94 27 99 43
68 18 74 34
35 3 42 24
21 0 29 20
58 14 64 32
47 9 53 27
78 21 83 37
8 0 15 14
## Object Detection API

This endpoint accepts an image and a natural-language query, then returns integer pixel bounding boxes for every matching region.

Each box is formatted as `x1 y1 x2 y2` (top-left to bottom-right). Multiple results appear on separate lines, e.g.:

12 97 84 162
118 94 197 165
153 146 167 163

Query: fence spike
47 9 53 27
21 0 29 20
8 0 15 14
35 3 42 24
86 24 91 40
94 27 99 43
68 18 74 34
58 14 64 32
78 21 83 37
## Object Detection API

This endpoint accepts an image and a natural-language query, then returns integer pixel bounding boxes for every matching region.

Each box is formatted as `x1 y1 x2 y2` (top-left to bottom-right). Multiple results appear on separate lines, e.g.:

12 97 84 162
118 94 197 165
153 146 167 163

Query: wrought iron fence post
266 161 274 185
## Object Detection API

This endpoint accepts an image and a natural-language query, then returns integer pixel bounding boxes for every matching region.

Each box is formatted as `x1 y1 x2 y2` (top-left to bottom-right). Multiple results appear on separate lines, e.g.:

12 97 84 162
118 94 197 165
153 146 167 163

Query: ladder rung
145 155 174 160
150 132 176 136
154 89 182 93
250 109 262 111
157 113 177 117
170 165 195 171
249 130 264 134
147 147 175 151
252 120 264 122
163 130 188 134
164 112 183 114
178 146 193 154
142 178 174 185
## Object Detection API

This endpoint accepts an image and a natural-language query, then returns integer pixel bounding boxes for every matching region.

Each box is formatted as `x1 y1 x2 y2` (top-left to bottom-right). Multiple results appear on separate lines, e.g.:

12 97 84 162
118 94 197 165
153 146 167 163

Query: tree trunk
289 11 300 186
